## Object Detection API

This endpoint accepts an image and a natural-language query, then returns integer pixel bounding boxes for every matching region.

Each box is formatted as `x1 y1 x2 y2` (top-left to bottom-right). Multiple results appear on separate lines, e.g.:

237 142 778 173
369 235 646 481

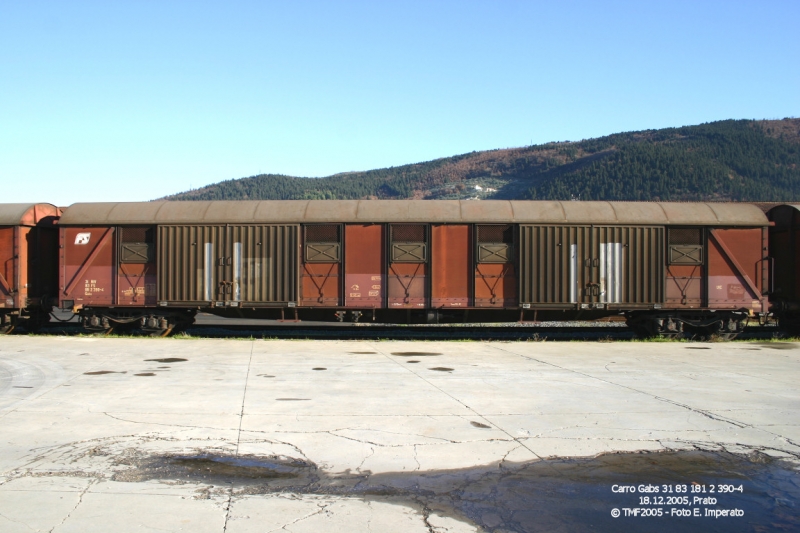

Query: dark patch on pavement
84 371 127 375
312 367 327 371
135 373 156 376
391 352 442 356
275 398 311 401
145 358 188 363
430 367 454 372
115 450 800 532
755 343 796 350
470 421 491 429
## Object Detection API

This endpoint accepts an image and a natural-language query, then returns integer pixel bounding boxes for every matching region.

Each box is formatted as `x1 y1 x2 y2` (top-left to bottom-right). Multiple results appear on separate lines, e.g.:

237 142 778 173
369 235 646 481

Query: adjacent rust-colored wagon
0 203 61 333
56 200 769 338
767 205 800 333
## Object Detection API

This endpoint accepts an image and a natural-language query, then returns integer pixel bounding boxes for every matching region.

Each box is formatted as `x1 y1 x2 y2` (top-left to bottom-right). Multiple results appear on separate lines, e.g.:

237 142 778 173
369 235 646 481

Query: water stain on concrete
135 373 156 377
114 454 314 484
13 386 33 389
430 367 454 372
275 398 311 401
144 358 188 363
391 352 442 356
312 367 327 371
406 360 420 363
115 450 800 533
686 347 711 350
349 352 377 354
84 371 127 375
470 421 491 429
258 374 275 378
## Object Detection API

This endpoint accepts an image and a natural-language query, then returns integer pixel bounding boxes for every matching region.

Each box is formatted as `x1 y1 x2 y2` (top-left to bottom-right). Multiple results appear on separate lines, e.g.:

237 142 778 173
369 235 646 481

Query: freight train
1 200 796 339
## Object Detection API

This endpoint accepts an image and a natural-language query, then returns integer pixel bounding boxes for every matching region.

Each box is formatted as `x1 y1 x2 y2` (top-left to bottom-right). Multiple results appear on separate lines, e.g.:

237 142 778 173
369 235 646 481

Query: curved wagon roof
58 200 769 226
767 204 800 229
0 203 61 226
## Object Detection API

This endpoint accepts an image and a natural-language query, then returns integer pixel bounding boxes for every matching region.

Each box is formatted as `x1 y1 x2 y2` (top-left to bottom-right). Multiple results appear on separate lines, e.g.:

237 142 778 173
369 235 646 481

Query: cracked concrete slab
1 336 799 532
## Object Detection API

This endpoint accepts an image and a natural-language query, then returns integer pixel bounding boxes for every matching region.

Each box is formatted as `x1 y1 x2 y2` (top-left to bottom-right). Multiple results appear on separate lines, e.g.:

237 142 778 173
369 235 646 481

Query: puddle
470 421 491 429
144 358 188 363
430 367 454 372
135 373 156 377
114 450 799 532
313 367 327 371
275 398 311 401
391 352 442 356
407 360 420 364
349 352 377 354
84 371 126 375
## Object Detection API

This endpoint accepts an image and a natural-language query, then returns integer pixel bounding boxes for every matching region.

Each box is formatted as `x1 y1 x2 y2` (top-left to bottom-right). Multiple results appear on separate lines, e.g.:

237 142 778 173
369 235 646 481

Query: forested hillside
164 118 800 202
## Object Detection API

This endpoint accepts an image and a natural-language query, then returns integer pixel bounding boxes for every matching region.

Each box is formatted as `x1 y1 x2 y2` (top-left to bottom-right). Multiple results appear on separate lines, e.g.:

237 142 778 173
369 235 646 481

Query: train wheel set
1 200 797 340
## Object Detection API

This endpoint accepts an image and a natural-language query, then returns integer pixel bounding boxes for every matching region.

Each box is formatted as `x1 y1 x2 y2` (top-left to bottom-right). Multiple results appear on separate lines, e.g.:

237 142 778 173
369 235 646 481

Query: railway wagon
0 203 62 333
56 200 769 338
767 205 800 333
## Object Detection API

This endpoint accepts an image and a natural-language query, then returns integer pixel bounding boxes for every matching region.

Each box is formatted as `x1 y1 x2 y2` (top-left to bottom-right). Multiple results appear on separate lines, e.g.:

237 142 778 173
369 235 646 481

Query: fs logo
74 233 91 245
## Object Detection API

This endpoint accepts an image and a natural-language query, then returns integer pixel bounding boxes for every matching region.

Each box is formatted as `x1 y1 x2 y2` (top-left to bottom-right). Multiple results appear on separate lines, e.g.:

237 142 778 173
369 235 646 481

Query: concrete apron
0 337 798 532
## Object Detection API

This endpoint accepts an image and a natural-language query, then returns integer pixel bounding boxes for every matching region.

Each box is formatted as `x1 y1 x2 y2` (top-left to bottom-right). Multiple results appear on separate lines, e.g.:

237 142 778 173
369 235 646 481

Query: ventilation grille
477 225 513 244
305 225 340 243
391 224 427 242
669 228 702 245
120 227 154 243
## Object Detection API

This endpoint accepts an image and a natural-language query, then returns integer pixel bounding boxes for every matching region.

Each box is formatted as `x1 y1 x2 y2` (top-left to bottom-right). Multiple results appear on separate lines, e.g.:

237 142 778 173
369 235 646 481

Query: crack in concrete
224 340 255 533
370 343 545 465
496 345 800 456
356 447 375 473
0 511 36 532
265 500 331 533
47 478 97 533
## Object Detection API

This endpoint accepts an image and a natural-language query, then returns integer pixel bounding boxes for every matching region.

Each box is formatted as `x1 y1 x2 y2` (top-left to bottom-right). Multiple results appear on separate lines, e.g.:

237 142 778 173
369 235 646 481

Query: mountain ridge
163 118 800 203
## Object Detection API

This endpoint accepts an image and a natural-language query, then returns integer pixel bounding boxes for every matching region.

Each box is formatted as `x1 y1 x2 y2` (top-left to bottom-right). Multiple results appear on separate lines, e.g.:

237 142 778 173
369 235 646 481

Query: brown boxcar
0 203 61 333
56 200 769 338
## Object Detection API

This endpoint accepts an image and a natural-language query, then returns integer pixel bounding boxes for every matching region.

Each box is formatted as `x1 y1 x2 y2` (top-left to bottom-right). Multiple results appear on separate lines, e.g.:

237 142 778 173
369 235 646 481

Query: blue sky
2 1 798 205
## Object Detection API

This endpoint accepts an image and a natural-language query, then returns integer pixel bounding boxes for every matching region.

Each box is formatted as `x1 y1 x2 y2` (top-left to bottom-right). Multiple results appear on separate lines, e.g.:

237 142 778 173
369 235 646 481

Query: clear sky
2 1 798 205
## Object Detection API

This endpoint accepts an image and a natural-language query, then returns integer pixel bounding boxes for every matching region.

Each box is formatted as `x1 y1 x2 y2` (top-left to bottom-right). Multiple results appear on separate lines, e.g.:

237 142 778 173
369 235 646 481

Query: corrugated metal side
158 225 220 302
230 225 298 303
520 225 664 305
158 225 298 304
519 226 575 304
